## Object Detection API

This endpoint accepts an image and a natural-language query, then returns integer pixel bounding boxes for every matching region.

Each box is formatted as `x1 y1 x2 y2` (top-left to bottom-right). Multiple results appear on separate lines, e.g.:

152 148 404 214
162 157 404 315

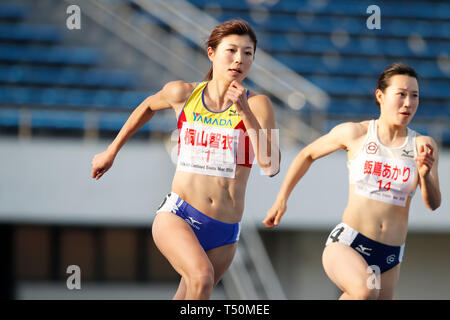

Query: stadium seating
0 1 449 142
184 0 450 142
0 3 155 133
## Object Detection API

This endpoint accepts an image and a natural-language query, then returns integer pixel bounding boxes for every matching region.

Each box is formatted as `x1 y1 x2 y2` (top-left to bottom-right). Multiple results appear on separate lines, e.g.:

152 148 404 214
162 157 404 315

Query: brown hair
204 19 257 81
375 62 419 108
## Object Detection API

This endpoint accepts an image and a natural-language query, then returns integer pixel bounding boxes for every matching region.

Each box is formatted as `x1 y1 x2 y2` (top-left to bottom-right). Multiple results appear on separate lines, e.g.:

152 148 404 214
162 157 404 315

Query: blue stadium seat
31 110 86 129
0 87 149 109
273 55 449 79
309 75 450 100
0 23 62 43
0 108 19 126
0 66 137 88
97 112 175 133
256 33 446 58
0 44 101 65
326 96 450 118
97 112 134 131
233 14 450 39
0 3 28 20
188 0 450 20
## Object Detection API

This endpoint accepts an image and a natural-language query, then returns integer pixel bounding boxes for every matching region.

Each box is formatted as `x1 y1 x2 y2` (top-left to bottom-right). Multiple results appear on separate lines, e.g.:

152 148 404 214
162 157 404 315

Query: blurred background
0 0 449 300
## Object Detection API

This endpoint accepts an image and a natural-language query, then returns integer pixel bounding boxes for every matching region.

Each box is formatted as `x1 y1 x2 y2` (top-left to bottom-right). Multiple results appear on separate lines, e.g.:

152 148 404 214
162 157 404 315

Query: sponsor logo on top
366 142 378 154
193 113 233 126
402 149 414 158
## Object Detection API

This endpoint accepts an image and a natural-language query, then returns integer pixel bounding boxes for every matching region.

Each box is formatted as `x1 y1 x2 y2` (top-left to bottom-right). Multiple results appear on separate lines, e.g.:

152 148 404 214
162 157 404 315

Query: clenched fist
263 198 287 228
91 149 115 180
415 143 434 178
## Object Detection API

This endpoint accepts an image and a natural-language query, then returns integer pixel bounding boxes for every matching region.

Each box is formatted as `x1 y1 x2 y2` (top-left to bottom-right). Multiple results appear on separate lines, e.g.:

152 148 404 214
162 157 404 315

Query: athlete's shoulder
415 132 439 151
247 93 275 127
329 120 369 140
162 80 198 105
247 92 273 112
415 131 433 141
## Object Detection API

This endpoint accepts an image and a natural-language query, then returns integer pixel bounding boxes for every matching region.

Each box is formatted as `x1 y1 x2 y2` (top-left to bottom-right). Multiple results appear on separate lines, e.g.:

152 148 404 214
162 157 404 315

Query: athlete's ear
375 89 384 107
207 47 215 62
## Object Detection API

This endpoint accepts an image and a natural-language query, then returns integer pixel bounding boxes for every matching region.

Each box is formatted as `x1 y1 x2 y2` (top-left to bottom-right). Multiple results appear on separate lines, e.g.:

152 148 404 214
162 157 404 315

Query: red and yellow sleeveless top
177 81 254 178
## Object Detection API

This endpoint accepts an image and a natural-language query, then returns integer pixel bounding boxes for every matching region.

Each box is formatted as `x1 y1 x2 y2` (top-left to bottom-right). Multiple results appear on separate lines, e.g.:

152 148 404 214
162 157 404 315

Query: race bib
354 155 417 207
177 121 240 178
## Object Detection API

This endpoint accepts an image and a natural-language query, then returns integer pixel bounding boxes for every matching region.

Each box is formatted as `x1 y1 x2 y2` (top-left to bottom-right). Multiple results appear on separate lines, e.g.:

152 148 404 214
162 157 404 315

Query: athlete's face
376 74 419 126
208 34 255 82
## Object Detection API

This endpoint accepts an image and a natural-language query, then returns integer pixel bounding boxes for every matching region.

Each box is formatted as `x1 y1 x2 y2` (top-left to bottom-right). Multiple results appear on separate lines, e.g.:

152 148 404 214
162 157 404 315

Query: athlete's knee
348 286 380 300
186 266 215 295
191 273 215 292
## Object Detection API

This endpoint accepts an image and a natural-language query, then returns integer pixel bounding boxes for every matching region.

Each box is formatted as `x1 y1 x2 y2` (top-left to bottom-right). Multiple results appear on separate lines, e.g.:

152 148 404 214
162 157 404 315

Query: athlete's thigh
322 242 371 293
206 242 238 285
378 264 401 300
152 211 212 277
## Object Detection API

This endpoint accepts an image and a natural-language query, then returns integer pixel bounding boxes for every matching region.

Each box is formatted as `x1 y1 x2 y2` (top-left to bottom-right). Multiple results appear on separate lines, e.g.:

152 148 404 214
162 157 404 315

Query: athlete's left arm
226 80 280 177
415 136 441 211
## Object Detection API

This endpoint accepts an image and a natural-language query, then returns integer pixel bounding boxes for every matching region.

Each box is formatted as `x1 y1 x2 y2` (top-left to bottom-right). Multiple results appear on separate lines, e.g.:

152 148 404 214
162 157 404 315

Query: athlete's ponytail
205 19 257 81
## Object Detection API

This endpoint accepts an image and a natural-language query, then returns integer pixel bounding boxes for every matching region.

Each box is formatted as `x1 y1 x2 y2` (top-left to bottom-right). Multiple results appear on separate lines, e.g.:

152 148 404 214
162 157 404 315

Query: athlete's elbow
432 199 441 211
269 170 280 178
258 151 281 177
260 161 280 177
427 203 440 211
426 196 441 211
267 166 280 178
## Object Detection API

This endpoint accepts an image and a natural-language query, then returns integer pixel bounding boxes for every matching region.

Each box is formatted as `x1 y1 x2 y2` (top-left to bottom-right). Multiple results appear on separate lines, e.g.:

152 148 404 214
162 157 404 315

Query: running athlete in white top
263 62 441 300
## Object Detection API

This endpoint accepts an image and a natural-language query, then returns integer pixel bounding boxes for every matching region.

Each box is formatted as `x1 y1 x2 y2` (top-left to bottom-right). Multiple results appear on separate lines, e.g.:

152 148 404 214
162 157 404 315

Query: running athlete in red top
91 19 280 300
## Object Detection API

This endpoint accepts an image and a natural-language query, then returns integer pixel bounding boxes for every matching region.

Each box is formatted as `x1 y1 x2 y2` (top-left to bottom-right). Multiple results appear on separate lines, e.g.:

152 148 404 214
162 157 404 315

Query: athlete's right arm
90 81 192 180
263 122 359 228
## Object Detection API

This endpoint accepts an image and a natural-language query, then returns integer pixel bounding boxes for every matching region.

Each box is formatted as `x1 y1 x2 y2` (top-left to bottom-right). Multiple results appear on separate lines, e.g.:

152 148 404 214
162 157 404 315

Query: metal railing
222 219 286 299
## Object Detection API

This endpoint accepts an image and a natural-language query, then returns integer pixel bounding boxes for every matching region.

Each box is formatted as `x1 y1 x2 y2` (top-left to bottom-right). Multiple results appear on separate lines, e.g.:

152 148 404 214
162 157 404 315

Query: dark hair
204 19 257 81
375 62 419 108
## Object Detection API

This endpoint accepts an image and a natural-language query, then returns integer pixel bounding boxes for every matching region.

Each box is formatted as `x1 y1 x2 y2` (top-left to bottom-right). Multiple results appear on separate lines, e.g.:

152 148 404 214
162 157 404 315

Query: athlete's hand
415 143 434 178
226 80 249 114
91 149 115 180
263 198 287 228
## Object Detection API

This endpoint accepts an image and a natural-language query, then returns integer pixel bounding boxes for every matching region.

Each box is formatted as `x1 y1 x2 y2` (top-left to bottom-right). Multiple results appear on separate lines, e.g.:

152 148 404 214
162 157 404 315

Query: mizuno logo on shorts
355 244 372 256
185 216 202 230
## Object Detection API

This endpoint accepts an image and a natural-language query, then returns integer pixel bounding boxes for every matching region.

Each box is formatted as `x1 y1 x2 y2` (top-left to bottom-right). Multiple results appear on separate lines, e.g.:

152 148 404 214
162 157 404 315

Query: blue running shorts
325 222 405 274
156 192 241 252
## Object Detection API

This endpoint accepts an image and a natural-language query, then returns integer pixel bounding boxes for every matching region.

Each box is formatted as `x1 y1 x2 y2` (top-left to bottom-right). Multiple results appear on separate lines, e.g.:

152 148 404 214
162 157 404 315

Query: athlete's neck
376 117 407 147
204 79 234 111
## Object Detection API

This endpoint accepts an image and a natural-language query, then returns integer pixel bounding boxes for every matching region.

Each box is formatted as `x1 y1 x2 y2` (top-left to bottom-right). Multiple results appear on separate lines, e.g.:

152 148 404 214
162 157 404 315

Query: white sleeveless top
348 120 418 207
